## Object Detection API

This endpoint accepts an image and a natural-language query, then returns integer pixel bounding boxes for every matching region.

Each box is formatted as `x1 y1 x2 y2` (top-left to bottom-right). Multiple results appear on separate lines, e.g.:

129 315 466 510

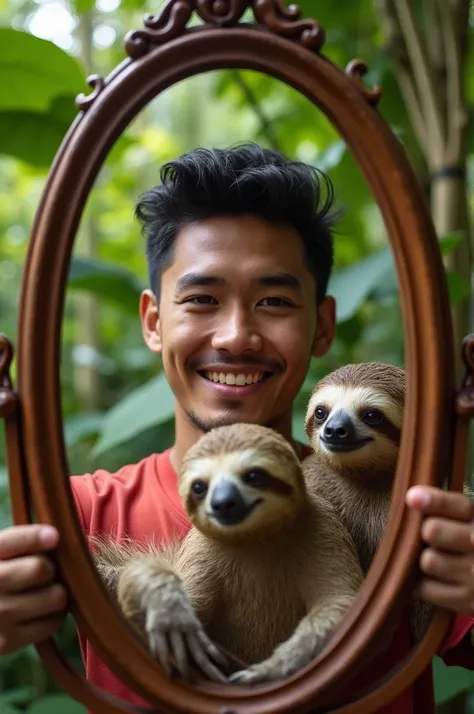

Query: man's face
140 215 335 435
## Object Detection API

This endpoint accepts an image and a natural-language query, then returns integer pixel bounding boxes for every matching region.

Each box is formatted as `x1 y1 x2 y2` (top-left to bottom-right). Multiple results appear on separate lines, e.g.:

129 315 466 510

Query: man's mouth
200 371 272 386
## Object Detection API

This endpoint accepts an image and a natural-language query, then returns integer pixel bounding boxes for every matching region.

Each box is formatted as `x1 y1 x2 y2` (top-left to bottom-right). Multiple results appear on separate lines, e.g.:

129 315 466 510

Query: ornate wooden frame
1 1 474 712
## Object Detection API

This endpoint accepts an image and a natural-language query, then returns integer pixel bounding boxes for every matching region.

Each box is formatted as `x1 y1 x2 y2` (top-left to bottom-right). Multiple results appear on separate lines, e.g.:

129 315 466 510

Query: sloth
303 361 405 575
302 361 435 640
92 423 364 686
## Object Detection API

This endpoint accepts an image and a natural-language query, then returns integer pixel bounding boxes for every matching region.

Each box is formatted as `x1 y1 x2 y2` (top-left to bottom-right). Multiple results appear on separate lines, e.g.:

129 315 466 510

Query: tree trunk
376 0 472 381
431 172 472 376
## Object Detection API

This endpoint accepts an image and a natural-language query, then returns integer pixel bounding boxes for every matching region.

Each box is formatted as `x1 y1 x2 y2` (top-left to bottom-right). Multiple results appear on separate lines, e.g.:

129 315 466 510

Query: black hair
135 142 339 304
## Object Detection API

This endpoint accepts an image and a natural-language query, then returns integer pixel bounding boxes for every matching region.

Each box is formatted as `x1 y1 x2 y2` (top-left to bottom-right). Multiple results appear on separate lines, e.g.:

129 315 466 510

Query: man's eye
187 296 218 305
259 297 293 307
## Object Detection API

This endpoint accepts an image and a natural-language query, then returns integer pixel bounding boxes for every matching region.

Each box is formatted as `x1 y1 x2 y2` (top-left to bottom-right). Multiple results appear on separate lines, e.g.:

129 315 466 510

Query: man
0 143 473 713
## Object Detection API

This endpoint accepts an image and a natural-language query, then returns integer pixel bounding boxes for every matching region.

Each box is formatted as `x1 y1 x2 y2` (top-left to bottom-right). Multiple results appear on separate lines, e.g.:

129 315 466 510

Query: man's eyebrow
174 271 302 294
174 273 225 293
256 273 302 290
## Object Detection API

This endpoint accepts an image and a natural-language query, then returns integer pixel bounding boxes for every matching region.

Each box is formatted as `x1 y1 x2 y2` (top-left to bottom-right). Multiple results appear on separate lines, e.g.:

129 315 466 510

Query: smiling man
140 212 334 472
0 143 473 714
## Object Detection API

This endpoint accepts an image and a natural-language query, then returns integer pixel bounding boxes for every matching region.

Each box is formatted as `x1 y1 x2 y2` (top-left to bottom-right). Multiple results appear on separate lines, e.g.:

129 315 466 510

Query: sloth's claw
149 630 172 676
187 633 228 683
196 629 229 668
229 666 268 685
169 630 190 680
141 574 228 682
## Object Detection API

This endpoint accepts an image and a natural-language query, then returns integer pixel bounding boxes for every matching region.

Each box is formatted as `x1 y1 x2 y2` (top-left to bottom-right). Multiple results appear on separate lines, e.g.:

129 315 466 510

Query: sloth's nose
209 480 248 524
323 412 357 442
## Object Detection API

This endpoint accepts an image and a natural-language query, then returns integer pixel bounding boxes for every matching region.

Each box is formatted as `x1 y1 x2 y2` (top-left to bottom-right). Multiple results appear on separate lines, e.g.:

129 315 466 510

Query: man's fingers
419 549 474 584
420 518 474 553
0 584 67 628
406 486 474 522
0 525 59 560
417 579 474 615
0 555 56 594
0 614 66 655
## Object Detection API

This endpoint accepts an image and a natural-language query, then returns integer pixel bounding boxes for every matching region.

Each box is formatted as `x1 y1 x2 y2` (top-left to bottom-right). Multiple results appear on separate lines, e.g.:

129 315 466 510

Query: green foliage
92 372 175 456
0 108 74 168
72 0 96 15
329 248 394 323
0 30 86 167
0 613 86 713
433 657 474 705
69 255 144 314
0 29 86 112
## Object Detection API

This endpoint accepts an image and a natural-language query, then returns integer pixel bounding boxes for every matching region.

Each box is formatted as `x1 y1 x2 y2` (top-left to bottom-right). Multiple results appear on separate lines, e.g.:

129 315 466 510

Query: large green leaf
329 248 393 322
0 108 138 167
331 232 465 321
68 256 145 314
0 94 81 166
433 655 474 705
0 29 86 114
0 110 71 167
92 372 175 456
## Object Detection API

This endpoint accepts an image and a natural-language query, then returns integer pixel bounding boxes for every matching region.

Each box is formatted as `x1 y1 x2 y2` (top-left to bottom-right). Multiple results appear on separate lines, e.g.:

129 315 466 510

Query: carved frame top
124 0 326 58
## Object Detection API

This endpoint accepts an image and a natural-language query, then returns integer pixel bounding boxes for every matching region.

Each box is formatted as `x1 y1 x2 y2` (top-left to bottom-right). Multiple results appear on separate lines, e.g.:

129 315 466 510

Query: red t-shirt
70 449 474 713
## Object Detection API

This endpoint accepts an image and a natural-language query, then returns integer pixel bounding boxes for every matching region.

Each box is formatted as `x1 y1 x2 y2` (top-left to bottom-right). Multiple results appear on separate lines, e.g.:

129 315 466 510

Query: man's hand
0 524 68 654
406 485 474 614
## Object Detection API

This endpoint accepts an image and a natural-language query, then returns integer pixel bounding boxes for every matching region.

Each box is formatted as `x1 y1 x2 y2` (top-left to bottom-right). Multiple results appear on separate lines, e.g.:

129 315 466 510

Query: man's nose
211 310 262 353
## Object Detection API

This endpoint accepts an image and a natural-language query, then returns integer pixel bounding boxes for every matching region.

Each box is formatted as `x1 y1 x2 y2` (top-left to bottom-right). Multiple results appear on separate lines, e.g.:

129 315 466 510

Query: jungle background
0 0 473 711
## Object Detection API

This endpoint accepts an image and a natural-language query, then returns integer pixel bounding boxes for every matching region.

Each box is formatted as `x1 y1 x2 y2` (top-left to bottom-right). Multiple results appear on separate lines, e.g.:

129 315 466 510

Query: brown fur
302 362 436 642
92 423 364 684
302 457 392 576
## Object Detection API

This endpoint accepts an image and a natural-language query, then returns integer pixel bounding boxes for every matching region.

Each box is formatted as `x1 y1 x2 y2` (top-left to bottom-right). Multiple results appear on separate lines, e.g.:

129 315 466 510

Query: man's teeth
204 372 264 385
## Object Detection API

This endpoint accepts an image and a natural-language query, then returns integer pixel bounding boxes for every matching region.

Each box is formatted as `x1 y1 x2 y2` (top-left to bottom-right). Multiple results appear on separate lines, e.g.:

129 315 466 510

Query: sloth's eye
242 468 269 488
191 480 208 498
363 409 383 426
314 406 328 423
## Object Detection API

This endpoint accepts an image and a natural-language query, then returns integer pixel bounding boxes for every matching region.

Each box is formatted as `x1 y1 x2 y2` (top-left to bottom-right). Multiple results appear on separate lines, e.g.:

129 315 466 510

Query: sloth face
179 424 306 543
306 383 402 478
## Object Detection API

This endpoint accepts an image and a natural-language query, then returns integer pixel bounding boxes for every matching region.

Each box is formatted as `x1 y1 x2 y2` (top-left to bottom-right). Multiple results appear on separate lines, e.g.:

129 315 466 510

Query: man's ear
312 296 336 358
139 289 162 354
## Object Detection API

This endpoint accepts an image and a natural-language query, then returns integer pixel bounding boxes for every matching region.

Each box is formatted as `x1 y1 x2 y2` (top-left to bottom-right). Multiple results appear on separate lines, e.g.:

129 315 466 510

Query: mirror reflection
62 71 408 695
